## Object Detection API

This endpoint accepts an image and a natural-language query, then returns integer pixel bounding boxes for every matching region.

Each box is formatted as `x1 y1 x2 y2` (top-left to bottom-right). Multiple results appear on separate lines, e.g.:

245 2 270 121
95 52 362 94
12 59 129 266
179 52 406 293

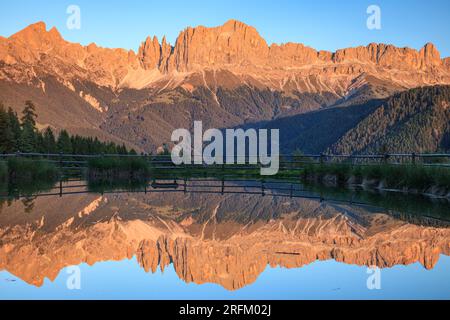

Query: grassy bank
0 161 7 183
87 157 150 182
87 179 150 193
85 156 450 196
302 163 450 195
302 183 450 223
7 157 60 183
0 158 60 196
87 157 303 181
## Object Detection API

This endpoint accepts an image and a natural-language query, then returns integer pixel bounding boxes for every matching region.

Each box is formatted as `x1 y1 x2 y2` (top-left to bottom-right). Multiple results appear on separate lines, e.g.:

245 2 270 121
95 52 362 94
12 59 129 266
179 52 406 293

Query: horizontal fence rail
1 152 450 171
1 177 449 227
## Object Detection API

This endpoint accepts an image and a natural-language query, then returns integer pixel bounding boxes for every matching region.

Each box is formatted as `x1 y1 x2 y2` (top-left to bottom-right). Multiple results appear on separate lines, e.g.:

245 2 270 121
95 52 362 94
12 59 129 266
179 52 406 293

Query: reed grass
302 163 450 190
0 161 6 183
7 157 59 183
87 156 150 181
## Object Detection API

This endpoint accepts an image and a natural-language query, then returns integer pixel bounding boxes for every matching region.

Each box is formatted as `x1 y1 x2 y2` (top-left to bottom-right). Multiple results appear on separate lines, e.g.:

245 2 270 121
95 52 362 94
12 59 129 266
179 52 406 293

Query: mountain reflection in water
0 179 449 296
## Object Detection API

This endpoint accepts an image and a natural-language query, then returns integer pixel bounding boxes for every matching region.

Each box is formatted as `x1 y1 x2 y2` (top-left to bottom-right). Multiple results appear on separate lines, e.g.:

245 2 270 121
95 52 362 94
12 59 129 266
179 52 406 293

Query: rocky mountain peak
1 20 450 93
12 21 47 36
138 35 162 69
420 42 441 67
10 21 62 47
169 19 269 71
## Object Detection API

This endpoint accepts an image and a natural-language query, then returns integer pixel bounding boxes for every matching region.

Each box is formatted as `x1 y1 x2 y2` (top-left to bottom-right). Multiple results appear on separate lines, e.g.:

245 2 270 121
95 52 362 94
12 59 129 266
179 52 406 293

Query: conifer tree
19 121 37 153
57 130 73 154
1 100 133 155
42 127 57 154
18 101 38 153
7 108 21 151
21 100 37 128
0 104 15 153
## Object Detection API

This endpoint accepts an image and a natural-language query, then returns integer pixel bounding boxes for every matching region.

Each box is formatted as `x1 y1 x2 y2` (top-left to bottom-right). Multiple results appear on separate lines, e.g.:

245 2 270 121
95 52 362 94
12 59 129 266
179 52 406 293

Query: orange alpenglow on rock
0 193 449 290
1 19 449 91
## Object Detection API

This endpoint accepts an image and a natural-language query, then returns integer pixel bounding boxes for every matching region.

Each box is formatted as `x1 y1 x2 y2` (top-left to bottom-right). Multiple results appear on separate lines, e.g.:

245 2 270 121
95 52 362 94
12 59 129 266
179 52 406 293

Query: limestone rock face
168 19 270 72
0 21 144 88
1 20 450 153
1 20 449 92
443 57 450 70
136 20 446 74
0 193 449 290
138 36 162 70
333 42 442 70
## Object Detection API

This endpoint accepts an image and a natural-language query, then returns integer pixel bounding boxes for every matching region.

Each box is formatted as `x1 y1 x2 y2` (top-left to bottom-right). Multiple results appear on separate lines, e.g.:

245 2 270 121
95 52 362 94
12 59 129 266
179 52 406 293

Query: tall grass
302 163 352 184
304 183 450 222
0 161 7 183
303 163 450 191
87 156 150 181
7 157 59 183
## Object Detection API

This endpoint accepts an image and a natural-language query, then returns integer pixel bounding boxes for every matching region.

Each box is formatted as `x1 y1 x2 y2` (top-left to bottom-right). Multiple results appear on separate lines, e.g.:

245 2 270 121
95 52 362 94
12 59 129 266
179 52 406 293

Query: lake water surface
0 179 449 299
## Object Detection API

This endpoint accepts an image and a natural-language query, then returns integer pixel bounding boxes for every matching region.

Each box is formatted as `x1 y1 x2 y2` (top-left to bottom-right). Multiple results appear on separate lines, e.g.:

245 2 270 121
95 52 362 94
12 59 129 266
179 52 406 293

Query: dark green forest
0 100 136 155
329 85 450 154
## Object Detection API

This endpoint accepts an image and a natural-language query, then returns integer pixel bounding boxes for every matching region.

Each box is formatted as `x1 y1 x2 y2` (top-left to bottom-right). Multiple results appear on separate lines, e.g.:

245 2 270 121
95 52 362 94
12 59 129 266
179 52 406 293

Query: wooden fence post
59 152 63 174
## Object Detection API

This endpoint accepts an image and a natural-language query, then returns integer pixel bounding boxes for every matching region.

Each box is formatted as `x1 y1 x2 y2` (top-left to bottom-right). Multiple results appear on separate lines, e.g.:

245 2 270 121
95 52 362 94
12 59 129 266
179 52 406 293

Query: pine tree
36 131 45 153
57 130 72 154
3 101 133 155
21 100 37 128
19 122 37 153
42 127 57 154
118 144 127 154
18 101 38 153
7 108 21 151
0 104 15 153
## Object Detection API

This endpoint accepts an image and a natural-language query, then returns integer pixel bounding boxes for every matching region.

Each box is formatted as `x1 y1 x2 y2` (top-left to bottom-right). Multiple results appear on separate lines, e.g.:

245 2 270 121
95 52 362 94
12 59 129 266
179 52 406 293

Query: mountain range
1 20 450 153
1 191 449 290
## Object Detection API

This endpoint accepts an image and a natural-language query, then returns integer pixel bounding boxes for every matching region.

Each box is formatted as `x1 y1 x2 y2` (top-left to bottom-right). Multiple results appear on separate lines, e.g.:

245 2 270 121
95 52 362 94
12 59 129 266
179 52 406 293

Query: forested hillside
328 85 450 154
0 101 135 155
262 99 383 154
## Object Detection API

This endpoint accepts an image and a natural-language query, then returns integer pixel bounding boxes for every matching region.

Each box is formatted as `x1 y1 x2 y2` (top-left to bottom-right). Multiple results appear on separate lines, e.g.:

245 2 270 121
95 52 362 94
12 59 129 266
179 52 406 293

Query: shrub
7 157 59 182
87 156 150 181
378 165 404 188
0 161 7 183
300 162 450 191
360 165 383 180
432 167 450 188
401 165 434 190
330 164 352 183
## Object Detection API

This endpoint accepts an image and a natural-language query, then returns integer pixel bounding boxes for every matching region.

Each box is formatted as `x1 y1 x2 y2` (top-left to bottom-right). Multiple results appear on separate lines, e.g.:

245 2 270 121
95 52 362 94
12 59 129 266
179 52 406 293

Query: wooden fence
1 151 449 170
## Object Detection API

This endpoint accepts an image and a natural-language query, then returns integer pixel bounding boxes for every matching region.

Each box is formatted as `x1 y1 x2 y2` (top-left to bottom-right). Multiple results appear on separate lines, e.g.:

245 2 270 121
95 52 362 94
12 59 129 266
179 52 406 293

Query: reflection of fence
0 176 408 203
1 177 449 227
0 177 327 200
0 152 449 175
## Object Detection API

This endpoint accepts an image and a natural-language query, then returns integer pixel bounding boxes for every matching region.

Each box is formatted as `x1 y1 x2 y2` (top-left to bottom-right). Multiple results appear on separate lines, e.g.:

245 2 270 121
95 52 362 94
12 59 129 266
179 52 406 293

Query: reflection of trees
21 196 35 213
0 197 18 215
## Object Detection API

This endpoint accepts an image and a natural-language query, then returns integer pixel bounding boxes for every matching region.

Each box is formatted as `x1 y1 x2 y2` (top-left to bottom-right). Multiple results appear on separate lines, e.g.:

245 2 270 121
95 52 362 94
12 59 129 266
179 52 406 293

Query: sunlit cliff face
0 192 449 290
2 20 449 91
2 20 450 153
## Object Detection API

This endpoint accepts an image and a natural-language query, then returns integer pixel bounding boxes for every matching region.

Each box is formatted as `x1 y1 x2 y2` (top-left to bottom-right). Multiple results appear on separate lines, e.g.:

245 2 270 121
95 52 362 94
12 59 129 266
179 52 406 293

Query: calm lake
0 179 449 299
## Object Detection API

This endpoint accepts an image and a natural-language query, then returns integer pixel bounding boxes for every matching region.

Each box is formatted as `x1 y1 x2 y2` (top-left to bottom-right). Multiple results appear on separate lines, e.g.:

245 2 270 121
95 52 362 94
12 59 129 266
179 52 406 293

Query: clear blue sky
1 0 449 57
2 256 450 299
